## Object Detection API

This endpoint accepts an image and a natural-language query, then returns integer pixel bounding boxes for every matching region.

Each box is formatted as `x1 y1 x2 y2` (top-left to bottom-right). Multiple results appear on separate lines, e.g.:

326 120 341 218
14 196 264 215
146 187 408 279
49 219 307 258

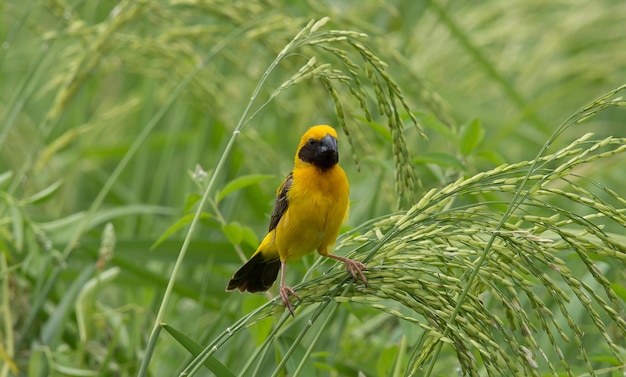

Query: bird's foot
279 284 299 316
343 258 368 287
327 255 368 287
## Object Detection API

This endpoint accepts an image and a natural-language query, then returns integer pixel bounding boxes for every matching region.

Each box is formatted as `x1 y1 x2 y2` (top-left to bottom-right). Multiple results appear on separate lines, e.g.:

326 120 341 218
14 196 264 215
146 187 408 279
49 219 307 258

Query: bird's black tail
226 252 280 293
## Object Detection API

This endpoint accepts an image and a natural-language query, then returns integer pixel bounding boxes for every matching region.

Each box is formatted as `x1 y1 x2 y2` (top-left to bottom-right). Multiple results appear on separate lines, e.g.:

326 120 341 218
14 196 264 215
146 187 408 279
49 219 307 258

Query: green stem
0 253 15 377
291 304 340 377
422 83 626 377
138 17 305 377
138 21 258 377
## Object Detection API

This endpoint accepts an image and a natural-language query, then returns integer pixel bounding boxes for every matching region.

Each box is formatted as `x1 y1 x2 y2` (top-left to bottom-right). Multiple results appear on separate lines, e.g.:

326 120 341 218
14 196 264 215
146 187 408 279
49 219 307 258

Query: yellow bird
226 125 367 315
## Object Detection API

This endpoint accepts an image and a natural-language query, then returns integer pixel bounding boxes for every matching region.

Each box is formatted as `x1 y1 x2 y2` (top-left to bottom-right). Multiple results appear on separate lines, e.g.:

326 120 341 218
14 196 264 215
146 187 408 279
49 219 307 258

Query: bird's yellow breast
275 164 349 261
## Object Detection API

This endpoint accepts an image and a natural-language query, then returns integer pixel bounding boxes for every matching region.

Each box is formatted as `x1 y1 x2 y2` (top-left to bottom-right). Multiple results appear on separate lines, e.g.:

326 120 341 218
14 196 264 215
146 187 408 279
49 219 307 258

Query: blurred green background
1 0 625 376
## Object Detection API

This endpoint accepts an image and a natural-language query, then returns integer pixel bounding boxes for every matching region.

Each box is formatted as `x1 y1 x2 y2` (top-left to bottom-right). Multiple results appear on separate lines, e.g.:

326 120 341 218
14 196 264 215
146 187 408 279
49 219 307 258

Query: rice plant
2 1 626 376
174 85 626 376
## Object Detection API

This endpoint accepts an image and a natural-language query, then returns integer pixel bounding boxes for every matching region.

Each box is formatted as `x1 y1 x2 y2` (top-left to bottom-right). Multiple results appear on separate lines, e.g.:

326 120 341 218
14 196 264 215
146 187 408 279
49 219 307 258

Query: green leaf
417 111 452 138
240 225 259 248
221 221 243 245
459 118 484 156
51 364 99 376
362 119 392 142
41 265 96 346
377 345 399 377
476 150 506 165
0 341 18 374
40 205 176 244
0 171 13 187
590 354 622 365
9 204 23 252
278 338 315 376
28 349 48 377
611 283 626 303
151 212 213 250
414 152 465 170
184 193 202 214
22 180 63 205
163 324 236 377
242 295 272 345
216 174 273 202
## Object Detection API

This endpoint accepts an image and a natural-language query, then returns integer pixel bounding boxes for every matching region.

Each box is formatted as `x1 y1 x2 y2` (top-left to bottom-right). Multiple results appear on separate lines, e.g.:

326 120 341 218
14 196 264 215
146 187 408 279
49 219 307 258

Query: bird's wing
268 172 293 232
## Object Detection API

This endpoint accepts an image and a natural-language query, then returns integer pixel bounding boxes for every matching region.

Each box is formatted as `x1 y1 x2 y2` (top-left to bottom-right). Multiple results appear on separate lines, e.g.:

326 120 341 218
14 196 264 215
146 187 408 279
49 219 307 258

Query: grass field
2 1 626 376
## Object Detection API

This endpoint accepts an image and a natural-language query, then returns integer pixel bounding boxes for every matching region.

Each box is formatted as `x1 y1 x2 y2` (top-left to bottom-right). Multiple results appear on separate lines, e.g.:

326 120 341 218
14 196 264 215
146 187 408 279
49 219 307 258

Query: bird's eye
308 138 315 145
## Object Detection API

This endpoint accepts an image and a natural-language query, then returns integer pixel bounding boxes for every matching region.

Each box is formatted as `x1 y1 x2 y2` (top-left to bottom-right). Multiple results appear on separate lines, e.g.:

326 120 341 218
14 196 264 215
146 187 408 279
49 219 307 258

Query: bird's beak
319 134 338 154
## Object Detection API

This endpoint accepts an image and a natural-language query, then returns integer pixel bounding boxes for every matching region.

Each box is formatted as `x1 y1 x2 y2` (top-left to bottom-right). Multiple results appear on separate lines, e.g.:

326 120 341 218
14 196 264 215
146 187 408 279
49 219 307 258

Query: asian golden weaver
226 125 367 315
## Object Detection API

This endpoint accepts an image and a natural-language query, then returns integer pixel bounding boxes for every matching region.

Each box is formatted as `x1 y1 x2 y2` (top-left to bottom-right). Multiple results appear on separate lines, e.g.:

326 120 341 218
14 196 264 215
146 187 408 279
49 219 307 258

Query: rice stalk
194 99 626 375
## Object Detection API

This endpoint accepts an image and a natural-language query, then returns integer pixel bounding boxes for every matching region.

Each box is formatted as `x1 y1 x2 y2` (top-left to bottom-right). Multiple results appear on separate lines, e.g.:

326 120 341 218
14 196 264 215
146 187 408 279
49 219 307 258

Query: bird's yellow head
295 125 340 170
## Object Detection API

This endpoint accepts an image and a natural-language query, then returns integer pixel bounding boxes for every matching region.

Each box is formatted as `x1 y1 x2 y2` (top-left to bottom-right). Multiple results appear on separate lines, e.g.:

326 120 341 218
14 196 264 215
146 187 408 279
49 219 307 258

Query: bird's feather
268 172 292 232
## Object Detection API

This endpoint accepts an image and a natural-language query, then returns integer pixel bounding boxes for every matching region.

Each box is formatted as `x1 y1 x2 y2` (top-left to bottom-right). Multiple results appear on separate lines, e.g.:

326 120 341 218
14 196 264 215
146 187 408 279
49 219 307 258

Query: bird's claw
279 285 299 316
343 259 368 288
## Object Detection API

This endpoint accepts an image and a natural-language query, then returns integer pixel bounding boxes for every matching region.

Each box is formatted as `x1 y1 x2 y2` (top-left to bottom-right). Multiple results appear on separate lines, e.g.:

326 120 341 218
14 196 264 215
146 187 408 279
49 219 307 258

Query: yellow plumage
226 125 366 315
